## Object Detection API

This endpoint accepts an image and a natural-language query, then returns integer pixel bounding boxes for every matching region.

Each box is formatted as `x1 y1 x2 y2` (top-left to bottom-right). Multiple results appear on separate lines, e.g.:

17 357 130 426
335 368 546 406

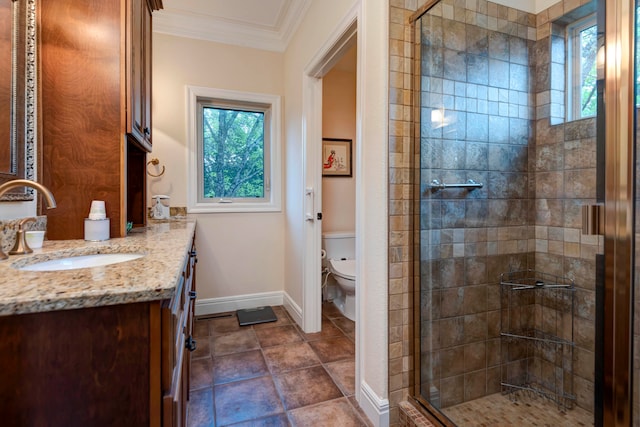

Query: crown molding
153 0 311 52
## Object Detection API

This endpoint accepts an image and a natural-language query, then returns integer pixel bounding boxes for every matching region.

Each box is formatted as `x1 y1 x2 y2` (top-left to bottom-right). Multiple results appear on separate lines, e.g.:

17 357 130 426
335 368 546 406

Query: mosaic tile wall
389 0 599 425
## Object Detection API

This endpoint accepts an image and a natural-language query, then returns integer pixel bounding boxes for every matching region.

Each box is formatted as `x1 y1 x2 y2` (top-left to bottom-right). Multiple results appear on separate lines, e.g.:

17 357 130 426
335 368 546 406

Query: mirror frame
0 0 35 201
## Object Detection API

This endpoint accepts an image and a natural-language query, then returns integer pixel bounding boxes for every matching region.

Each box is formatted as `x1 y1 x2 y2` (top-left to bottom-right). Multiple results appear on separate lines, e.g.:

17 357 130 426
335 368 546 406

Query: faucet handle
8 217 37 255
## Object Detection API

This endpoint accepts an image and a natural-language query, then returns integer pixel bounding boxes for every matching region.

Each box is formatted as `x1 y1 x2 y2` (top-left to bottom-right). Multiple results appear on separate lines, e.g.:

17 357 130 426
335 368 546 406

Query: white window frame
187 86 282 213
566 14 597 121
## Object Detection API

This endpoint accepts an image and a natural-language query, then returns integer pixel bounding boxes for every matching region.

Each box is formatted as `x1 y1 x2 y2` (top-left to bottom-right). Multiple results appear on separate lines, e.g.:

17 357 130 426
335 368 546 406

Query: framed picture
322 138 352 177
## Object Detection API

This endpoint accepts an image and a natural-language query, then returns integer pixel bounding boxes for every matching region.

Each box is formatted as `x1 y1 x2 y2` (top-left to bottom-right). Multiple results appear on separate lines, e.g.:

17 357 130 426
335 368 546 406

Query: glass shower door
414 0 601 425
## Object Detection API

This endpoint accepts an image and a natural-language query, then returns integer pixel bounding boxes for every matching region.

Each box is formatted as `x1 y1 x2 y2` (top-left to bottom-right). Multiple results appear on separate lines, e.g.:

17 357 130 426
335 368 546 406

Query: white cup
89 200 106 220
25 230 45 249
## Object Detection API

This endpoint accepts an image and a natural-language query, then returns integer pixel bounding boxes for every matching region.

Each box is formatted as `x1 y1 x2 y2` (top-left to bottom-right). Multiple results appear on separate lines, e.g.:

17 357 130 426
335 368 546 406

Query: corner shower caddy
500 269 576 411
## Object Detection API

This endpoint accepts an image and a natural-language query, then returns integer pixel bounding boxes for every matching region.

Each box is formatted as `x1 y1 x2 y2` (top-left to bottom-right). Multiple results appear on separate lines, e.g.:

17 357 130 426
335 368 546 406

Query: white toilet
322 231 356 321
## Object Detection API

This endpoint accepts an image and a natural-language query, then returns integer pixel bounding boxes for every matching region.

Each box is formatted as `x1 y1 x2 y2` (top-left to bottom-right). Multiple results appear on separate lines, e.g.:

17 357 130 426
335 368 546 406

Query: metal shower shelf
500 269 576 412
500 269 575 290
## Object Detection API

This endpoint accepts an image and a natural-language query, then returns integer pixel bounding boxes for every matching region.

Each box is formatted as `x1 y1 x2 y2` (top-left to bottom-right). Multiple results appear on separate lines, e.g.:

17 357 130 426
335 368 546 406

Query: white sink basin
18 253 145 271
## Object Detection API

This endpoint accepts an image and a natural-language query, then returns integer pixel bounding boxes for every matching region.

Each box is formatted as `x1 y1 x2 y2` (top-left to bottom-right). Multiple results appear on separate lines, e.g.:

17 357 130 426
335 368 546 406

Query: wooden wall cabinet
128 0 153 151
0 238 197 427
40 0 162 240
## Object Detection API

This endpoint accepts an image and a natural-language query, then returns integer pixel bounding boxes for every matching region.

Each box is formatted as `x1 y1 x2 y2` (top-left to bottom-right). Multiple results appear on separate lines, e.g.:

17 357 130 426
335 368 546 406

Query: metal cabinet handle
185 336 197 352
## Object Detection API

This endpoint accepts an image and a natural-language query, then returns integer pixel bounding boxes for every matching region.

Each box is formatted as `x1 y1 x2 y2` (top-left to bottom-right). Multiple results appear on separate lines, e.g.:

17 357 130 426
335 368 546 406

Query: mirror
0 0 35 201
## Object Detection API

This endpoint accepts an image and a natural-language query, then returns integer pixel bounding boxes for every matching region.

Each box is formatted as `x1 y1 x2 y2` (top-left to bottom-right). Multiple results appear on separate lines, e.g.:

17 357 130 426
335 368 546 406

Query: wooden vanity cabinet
162 237 197 426
40 0 162 240
0 238 196 427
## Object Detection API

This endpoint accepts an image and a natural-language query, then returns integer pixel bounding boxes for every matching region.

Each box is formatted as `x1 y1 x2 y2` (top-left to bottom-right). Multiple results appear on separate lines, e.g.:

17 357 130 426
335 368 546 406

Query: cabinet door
128 0 152 151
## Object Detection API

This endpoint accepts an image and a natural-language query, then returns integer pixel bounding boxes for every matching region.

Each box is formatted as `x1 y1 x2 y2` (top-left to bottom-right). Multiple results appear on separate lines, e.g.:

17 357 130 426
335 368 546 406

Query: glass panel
201 106 265 199
415 1 598 425
578 22 598 118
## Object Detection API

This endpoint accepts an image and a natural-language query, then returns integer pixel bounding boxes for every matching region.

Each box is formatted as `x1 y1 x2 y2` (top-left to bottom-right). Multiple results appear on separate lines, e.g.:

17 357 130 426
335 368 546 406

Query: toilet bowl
328 258 356 321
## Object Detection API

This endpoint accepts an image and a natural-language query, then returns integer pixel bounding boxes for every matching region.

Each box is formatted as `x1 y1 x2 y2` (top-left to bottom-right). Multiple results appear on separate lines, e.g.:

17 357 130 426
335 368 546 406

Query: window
567 15 597 120
187 87 281 213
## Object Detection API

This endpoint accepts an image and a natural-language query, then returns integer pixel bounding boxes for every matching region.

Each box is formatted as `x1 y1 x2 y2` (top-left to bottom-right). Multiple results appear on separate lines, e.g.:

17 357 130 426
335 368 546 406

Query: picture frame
322 138 352 177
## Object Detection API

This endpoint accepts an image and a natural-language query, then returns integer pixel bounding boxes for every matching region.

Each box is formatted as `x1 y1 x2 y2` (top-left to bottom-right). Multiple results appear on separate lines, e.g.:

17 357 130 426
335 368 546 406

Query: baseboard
360 381 390 427
282 291 302 326
194 291 284 316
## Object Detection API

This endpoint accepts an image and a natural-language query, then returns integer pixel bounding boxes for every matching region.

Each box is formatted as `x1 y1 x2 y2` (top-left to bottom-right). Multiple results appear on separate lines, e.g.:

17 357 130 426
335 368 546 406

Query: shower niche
500 270 576 410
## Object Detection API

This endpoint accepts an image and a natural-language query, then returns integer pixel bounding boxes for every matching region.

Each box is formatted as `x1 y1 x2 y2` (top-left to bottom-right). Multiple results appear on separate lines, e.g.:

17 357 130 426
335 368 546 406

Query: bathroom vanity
0 220 196 426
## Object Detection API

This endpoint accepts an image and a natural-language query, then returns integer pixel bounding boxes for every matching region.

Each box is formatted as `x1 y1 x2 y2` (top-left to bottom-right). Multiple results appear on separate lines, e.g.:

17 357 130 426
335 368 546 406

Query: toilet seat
329 259 355 280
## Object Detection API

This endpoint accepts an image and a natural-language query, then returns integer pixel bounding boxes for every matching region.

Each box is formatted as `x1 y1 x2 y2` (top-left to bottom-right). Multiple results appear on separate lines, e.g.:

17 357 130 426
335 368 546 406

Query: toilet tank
322 231 355 260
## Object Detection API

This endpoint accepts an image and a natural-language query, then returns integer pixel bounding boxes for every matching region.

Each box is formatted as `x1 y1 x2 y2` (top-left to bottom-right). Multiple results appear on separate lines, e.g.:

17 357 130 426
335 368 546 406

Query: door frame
300 0 360 399
602 0 635 425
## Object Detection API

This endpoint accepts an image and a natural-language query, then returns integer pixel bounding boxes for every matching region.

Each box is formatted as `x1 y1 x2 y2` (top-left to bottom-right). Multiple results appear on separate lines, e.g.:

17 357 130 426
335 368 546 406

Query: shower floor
441 393 593 426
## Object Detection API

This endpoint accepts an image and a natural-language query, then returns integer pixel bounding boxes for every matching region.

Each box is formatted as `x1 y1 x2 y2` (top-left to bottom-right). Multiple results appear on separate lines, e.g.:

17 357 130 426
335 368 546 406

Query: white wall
322 57 356 233
152 33 285 300
358 0 389 422
0 200 36 220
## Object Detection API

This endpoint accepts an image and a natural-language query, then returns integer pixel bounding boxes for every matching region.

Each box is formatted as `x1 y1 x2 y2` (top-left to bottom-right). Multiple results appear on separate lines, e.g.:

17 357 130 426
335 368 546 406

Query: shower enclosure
408 0 639 425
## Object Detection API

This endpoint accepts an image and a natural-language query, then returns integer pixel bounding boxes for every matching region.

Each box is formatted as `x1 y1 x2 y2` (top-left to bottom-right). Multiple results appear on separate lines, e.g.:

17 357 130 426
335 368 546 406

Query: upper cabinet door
127 0 152 152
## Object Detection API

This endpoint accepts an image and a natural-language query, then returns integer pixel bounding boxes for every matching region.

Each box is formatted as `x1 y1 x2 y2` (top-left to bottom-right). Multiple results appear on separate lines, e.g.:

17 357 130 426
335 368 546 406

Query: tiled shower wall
417 1 535 410
389 0 599 425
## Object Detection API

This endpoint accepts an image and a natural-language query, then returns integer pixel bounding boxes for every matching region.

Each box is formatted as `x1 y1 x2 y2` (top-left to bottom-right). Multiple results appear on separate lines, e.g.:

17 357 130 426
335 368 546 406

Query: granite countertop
0 219 196 316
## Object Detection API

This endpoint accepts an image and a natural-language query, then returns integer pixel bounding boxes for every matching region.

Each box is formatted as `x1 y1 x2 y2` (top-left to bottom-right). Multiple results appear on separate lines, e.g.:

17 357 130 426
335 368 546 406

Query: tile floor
187 303 372 427
441 392 594 426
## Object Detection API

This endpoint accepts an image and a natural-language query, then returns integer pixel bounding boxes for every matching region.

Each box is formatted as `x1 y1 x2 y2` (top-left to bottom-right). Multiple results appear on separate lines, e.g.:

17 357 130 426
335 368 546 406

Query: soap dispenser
152 195 170 219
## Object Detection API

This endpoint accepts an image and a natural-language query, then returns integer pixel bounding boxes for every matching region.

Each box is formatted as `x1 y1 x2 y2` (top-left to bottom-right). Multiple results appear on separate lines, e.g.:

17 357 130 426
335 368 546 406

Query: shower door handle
305 187 315 221
582 204 604 235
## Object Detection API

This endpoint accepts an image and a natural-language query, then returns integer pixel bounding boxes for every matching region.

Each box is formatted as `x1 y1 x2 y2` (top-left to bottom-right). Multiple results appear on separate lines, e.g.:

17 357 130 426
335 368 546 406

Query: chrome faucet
0 179 57 259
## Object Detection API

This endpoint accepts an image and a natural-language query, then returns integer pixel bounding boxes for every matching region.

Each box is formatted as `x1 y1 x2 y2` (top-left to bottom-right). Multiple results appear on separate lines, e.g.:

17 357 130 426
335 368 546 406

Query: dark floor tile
297 318 344 342
211 329 260 356
287 397 366 427
308 336 355 363
225 413 290 426
190 357 214 391
187 387 215 427
331 317 355 337
262 342 322 374
213 350 269 385
252 311 292 330
210 315 242 335
321 302 343 319
255 325 303 348
192 335 211 359
325 359 356 396
214 376 284 426
273 366 342 410
193 319 210 338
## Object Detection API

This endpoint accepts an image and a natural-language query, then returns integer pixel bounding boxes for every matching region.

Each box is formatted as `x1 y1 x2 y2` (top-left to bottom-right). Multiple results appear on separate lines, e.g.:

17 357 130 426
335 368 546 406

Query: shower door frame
408 0 638 425
602 0 635 425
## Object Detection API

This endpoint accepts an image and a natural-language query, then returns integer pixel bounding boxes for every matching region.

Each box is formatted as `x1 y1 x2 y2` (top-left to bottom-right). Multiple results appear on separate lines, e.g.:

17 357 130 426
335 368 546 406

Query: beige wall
322 60 357 233
151 33 285 300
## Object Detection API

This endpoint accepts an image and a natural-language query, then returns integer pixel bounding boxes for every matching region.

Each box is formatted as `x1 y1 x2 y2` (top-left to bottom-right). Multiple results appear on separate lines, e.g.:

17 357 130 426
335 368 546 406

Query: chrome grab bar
429 179 483 191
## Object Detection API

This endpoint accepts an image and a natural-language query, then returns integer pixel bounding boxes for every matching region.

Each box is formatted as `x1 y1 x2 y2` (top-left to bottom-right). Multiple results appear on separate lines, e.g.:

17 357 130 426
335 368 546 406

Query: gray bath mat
237 306 277 326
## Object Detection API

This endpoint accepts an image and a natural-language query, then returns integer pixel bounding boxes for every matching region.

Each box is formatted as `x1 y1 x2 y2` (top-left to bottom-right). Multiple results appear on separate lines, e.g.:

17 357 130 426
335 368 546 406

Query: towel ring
146 158 165 177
